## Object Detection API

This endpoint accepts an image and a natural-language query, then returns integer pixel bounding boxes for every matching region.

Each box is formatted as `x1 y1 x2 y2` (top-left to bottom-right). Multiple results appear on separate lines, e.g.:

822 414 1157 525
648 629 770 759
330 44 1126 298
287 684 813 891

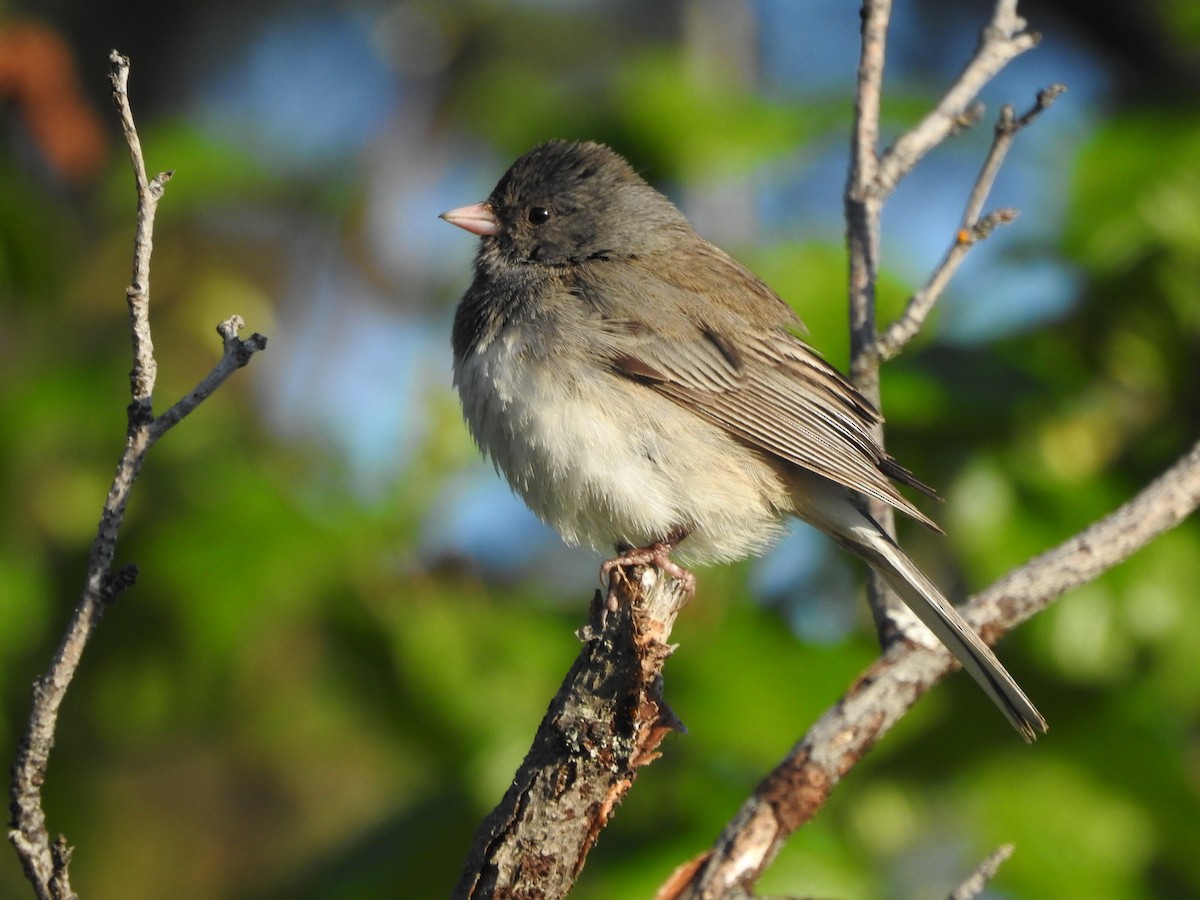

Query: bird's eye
527 206 552 226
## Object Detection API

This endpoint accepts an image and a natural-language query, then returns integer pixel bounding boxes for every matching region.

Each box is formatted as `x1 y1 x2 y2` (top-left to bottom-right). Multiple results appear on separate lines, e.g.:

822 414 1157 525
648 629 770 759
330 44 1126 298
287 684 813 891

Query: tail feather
840 521 1047 742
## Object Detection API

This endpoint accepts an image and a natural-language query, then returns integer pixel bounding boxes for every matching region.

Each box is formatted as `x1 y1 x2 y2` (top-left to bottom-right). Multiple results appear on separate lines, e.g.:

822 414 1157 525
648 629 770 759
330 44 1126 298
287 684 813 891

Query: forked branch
7 52 267 900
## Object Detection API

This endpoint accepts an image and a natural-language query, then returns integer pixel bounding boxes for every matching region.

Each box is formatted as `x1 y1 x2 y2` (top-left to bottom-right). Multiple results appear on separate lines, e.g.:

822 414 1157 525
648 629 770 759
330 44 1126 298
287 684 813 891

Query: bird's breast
452 317 792 562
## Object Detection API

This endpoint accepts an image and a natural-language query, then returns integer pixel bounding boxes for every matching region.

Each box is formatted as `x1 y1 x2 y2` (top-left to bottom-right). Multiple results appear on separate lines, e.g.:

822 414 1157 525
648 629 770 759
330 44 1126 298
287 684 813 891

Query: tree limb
453 567 690 899
662 435 1200 897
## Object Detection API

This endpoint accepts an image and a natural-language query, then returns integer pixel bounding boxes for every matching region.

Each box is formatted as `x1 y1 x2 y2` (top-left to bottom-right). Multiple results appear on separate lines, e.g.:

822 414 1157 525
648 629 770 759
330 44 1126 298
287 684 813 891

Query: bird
440 139 1047 741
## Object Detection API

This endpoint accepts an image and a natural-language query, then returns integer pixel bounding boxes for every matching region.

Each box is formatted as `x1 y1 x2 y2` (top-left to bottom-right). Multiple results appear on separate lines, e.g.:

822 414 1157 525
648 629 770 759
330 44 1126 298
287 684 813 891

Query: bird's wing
583 269 940 530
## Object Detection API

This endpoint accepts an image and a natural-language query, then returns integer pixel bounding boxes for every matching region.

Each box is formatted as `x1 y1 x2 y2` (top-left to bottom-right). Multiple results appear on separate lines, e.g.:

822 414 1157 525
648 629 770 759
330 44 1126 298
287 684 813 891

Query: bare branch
964 84 1065 226
870 84 1066 364
110 50 170 410
664 436 1200 896
949 844 1015 900
453 567 689 899
873 1 1041 199
844 2 1048 654
846 0 891 379
845 0 906 648
150 316 269 438
8 52 266 900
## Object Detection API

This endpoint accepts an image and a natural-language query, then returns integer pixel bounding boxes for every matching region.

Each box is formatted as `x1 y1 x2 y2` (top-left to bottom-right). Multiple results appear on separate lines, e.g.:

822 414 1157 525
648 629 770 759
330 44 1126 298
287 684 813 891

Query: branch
845 0 902 643
845 0 890 384
665 4 1064 897
7 51 267 900
453 567 689 899
872 0 1041 200
663 435 1200 896
844 0 1049 652
869 84 1066 365
150 316 269 438
949 844 1014 900
110 48 164 410
848 0 1046 379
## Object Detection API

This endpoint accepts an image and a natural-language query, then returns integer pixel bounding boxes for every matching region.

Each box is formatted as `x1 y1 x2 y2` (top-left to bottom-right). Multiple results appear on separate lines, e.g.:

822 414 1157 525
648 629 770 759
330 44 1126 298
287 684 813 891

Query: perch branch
453 566 689 899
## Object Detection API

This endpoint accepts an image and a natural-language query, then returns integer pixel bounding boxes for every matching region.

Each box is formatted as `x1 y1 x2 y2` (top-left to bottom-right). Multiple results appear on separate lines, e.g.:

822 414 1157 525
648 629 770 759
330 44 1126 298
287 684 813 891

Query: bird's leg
600 526 697 618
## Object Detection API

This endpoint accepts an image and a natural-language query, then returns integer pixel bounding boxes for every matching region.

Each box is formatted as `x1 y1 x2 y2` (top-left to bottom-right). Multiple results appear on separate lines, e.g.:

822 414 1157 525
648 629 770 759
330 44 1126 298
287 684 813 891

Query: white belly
454 327 791 564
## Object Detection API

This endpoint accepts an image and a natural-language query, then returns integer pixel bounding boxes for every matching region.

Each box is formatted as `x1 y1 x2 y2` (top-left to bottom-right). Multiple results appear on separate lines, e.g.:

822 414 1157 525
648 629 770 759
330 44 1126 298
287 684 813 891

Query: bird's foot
601 542 694 591
596 529 696 626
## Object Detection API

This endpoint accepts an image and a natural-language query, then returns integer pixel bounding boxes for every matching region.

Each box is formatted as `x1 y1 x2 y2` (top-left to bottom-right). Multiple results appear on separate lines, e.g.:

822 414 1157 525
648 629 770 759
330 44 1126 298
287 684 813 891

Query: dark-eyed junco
441 139 1046 741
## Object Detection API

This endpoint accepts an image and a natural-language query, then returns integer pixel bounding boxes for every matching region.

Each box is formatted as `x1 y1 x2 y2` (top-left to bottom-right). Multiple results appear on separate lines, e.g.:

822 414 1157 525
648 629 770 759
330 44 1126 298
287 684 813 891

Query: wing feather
584 262 940 530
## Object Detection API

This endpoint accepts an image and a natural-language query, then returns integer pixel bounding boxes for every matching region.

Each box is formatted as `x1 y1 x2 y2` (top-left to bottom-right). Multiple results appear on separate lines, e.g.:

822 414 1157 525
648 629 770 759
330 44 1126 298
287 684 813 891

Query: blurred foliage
2 2 1199 899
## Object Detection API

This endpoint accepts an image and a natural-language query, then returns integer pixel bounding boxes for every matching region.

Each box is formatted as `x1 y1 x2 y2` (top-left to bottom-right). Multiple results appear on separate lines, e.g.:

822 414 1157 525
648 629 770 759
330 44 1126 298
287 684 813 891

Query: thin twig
150 316 269 437
872 0 1040 200
845 0 905 647
869 84 1066 364
846 0 890 381
845 1 1046 648
8 52 266 900
110 50 164 410
963 81 1065 226
454 567 689 899
949 844 1015 900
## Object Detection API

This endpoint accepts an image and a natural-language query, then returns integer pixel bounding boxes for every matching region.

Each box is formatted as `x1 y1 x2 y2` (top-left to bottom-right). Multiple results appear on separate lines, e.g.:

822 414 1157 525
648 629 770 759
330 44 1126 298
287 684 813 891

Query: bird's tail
836 517 1047 741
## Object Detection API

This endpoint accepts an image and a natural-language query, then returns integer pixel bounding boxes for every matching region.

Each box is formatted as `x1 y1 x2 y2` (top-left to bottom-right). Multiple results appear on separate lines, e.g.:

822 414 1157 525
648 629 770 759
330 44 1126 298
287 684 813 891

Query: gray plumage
444 139 1046 741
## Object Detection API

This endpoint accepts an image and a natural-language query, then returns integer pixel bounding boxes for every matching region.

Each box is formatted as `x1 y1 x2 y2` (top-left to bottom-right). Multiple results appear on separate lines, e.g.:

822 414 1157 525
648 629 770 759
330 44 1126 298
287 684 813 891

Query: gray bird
442 139 1046 741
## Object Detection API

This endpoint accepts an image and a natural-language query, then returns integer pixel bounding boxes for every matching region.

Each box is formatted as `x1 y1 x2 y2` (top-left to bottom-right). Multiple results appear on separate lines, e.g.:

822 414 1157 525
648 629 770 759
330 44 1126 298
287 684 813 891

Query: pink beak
440 202 499 237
